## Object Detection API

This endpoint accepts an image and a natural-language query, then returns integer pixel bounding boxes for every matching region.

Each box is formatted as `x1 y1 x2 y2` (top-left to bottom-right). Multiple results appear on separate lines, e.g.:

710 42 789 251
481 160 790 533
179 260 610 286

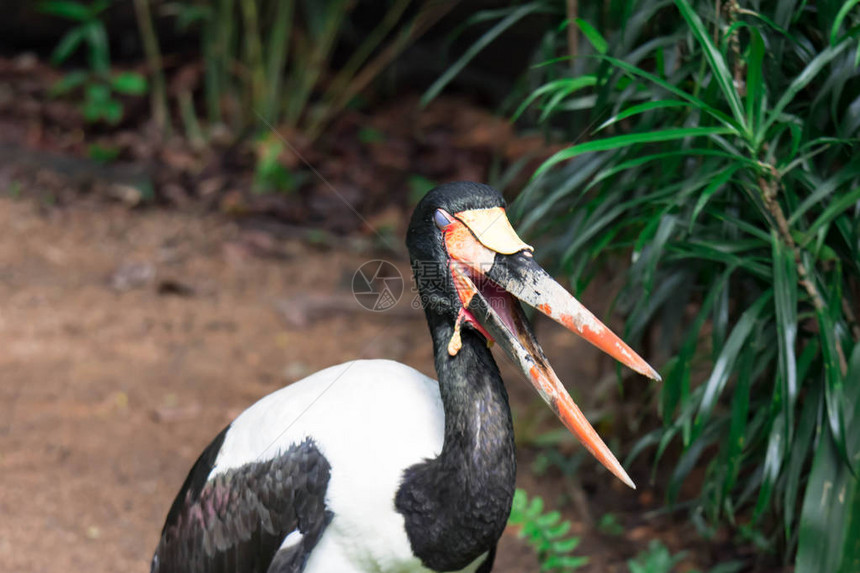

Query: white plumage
210 360 487 573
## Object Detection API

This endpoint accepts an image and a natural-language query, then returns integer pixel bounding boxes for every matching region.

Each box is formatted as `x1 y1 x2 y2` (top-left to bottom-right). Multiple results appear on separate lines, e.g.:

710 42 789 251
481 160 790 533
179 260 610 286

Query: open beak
441 207 661 489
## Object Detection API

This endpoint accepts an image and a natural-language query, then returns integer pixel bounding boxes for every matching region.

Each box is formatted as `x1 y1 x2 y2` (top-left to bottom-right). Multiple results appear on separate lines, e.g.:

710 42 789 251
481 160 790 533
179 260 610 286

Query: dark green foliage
41 0 111 72
508 489 588 571
87 143 120 163
253 134 300 193
626 540 688 573
166 0 449 140
40 0 148 125
159 0 452 191
596 513 624 536
494 0 858 568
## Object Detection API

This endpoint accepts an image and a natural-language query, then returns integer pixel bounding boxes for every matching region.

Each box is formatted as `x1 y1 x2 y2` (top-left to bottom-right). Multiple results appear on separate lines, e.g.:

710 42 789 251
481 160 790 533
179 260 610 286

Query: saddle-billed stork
151 181 660 573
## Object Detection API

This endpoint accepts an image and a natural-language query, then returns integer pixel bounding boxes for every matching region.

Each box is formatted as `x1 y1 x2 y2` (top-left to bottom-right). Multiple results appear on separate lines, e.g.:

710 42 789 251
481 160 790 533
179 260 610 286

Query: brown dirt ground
0 196 711 572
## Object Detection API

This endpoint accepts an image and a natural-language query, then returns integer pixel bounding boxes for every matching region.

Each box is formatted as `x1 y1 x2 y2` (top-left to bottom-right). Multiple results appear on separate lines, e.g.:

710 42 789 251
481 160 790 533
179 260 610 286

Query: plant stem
179 90 205 148
287 0 349 129
202 9 221 124
306 0 457 141
313 0 411 129
567 0 578 72
722 4 852 373
133 0 171 135
239 0 266 115
263 0 295 123
217 0 236 127
758 174 849 375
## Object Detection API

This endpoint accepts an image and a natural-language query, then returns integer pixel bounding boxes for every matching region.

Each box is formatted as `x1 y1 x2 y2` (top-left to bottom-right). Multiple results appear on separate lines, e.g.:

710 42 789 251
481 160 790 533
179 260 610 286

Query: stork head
406 182 660 489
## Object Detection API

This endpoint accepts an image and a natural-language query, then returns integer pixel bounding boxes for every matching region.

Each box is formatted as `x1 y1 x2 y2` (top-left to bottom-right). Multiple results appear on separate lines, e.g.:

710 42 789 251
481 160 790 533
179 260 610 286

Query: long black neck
395 318 516 572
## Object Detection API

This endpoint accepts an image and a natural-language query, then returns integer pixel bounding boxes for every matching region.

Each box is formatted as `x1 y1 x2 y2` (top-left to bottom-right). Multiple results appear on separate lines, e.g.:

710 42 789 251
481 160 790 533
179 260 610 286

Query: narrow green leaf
711 252 731 360
690 165 739 228
708 208 772 242
789 163 860 226
783 374 821 544
85 20 110 74
513 77 597 121
572 18 607 54
670 422 721 502
817 306 851 471
805 187 860 242
551 536 581 553
38 0 91 21
832 0 860 45
110 72 148 95
772 231 798 441
841 474 860 573
674 0 747 131
632 213 662 260
626 427 663 467
50 27 86 65
515 154 609 234
561 202 628 265
675 269 734 421
695 291 773 429
595 100 689 132
796 345 860 573
754 411 787 521
597 55 740 130
535 127 735 178
539 78 598 123
49 70 88 96
666 243 771 279
778 142 842 176
746 27 766 135
720 342 754 505
422 4 546 106
762 41 851 139
588 149 756 192
635 213 676 300
721 21 753 53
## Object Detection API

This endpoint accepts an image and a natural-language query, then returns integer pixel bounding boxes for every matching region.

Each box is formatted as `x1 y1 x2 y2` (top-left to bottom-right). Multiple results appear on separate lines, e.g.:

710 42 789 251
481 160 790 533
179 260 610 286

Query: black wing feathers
152 437 332 573
162 424 230 533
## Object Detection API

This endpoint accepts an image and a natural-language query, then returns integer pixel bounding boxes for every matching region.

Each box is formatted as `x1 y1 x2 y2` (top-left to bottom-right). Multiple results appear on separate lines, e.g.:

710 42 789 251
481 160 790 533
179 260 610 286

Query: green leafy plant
508 488 588 571
160 0 454 193
87 142 120 163
627 540 688 573
504 0 859 569
597 512 624 536
40 0 148 124
166 0 452 139
253 133 302 193
626 540 745 573
41 0 111 73
531 447 585 479
420 2 562 107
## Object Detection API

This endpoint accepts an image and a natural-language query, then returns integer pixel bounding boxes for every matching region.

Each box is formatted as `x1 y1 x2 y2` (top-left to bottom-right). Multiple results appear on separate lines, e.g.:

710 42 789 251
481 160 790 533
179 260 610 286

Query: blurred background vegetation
0 0 857 571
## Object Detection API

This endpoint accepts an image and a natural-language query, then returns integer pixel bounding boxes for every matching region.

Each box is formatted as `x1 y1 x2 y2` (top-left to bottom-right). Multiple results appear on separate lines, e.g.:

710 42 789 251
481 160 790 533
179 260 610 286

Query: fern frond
508 489 588 571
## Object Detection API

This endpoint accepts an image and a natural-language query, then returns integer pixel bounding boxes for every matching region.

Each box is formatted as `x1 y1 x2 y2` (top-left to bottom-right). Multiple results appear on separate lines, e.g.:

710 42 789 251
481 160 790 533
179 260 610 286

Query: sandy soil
0 197 702 572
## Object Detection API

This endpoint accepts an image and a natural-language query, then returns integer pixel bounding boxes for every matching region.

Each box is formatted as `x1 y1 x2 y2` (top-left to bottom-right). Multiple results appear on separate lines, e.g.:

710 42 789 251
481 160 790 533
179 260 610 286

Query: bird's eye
434 209 453 229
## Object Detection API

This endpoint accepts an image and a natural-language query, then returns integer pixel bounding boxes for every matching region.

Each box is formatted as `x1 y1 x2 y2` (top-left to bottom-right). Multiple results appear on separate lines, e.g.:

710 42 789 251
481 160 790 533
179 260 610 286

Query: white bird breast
210 360 487 573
